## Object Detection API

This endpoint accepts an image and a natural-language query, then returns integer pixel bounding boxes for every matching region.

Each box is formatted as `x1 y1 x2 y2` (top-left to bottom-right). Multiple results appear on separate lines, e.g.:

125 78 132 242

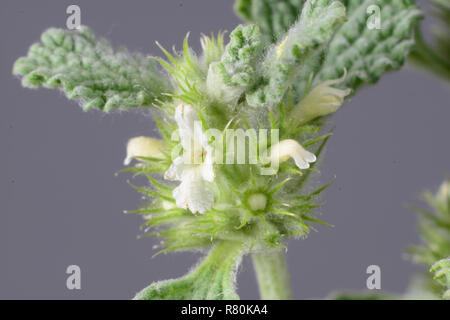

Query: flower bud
269 139 316 170
124 136 166 165
291 72 351 125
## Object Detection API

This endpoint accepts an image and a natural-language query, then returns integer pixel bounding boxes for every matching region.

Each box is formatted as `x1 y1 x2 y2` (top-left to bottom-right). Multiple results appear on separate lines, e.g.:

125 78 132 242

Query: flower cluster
122 36 351 253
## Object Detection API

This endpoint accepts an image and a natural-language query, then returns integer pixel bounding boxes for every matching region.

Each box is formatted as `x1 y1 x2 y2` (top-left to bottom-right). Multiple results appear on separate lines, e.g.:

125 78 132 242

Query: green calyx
126 161 331 253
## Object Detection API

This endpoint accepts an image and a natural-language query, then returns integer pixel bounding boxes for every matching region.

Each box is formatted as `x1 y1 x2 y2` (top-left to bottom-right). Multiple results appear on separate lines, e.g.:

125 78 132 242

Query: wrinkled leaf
13 26 171 112
316 0 423 90
246 0 347 108
234 0 305 43
207 24 263 103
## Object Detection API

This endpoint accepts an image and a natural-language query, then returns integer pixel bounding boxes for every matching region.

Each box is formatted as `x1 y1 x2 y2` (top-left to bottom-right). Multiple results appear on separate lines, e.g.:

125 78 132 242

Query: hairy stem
251 249 292 300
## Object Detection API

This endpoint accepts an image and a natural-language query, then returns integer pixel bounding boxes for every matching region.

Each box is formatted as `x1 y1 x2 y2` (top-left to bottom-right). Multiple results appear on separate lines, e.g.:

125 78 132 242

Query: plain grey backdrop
1 0 449 299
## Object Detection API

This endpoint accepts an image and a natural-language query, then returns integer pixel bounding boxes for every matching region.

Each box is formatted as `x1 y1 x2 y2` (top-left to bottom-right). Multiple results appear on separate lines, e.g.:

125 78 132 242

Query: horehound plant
13 1 423 299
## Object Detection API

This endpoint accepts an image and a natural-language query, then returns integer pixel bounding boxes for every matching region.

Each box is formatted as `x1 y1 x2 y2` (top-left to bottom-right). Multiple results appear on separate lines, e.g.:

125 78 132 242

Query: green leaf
206 24 263 103
409 0 450 80
431 0 450 60
234 0 305 43
316 0 423 90
246 0 347 108
134 241 244 300
13 26 171 112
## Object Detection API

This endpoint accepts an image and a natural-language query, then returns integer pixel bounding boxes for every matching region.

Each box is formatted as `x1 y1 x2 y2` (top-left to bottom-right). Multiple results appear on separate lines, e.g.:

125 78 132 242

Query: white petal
175 104 195 134
300 148 317 163
270 139 316 171
201 150 215 182
168 104 215 212
174 104 207 157
175 104 197 129
124 136 165 165
172 171 214 214
164 156 185 181
293 157 310 170
291 70 351 125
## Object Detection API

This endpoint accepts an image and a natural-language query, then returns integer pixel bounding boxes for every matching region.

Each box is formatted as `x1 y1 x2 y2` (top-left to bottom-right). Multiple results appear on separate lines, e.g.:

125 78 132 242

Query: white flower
292 71 351 125
124 136 166 166
164 104 215 214
269 139 316 170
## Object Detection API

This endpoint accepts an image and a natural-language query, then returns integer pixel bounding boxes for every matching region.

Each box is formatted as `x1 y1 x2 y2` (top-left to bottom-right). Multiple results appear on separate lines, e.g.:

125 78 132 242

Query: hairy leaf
134 241 244 300
234 0 305 43
207 24 263 103
246 0 347 108
236 0 423 102
13 27 170 112
316 0 423 90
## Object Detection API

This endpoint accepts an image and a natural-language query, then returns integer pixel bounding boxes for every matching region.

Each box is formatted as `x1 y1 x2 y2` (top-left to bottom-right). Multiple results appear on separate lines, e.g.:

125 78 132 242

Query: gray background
1 0 449 299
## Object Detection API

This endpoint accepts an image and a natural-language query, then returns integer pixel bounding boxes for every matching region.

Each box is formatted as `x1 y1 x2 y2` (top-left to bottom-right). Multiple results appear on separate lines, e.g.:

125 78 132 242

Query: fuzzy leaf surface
134 241 243 300
234 0 305 43
13 27 170 111
316 0 423 90
246 0 347 108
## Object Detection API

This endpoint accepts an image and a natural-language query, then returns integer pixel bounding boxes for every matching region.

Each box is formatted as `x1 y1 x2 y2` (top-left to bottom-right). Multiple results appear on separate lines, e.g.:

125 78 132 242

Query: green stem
134 240 244 300
251 249 292 300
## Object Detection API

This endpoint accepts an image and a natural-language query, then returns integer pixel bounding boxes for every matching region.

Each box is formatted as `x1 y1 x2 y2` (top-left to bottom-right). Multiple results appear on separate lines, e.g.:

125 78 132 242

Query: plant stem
251 249 292 300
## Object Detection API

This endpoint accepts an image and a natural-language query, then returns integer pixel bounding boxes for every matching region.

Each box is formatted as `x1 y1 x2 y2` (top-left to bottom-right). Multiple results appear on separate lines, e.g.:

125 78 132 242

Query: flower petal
164 156 185 181
291 71 351 125
172 170 214 214
175 104 198 151
201 146 215 182
270 139 316 170
124 136 165 166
